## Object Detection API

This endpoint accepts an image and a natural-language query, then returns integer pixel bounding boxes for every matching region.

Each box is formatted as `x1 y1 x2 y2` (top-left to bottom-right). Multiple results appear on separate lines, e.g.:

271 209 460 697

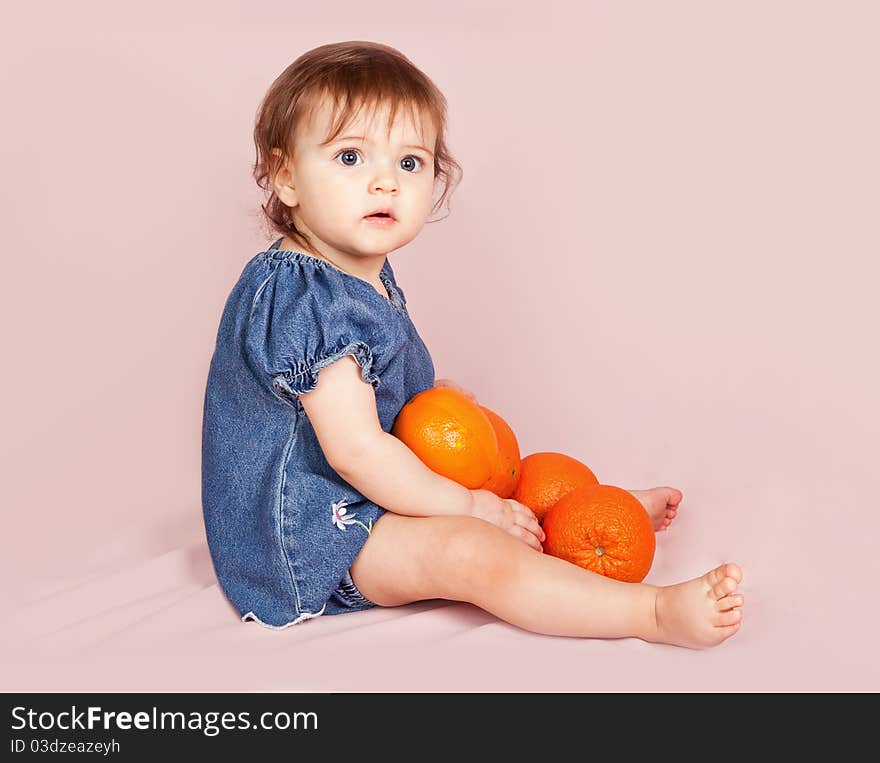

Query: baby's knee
429 515 513 600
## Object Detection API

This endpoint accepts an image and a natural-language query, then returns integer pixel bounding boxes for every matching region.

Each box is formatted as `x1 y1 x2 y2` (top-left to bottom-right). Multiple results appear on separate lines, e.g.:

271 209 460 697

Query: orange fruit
511 452 599 522
392 387 499 489
542 484 655 582
479 406 522 499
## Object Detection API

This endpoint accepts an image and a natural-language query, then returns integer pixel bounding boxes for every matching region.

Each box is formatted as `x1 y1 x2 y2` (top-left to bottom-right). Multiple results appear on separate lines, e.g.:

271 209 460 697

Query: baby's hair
253 40 463 251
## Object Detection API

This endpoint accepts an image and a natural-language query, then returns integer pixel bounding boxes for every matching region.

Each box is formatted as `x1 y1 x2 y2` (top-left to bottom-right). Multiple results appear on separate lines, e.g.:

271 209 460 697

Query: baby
201 41 744 649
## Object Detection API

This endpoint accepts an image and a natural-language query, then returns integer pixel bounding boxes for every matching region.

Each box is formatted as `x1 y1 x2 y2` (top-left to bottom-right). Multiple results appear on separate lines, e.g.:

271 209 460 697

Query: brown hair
252 41 463 252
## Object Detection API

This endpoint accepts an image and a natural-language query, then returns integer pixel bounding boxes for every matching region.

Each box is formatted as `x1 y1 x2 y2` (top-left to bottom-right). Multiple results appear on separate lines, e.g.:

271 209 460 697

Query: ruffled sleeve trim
271 339 381 403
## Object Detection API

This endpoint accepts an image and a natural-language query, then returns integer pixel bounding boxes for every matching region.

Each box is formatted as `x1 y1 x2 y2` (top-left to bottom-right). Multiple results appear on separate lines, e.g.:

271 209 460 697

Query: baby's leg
350 514 743 648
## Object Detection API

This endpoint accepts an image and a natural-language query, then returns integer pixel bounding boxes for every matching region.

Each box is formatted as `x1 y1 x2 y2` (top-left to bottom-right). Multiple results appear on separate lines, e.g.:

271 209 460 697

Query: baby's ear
270 150 298 205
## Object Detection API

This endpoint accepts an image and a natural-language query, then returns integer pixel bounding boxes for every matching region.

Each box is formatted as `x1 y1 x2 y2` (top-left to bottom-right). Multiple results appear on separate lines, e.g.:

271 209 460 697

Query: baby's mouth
363 213 397 225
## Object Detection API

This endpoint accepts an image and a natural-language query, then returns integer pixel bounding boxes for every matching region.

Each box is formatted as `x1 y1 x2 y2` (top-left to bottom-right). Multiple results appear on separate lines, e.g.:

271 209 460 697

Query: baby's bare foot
651 563 744 649
628 487 682 531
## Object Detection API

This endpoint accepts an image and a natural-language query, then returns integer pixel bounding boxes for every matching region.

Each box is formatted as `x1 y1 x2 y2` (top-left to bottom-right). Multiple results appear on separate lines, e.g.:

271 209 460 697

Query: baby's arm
301 356 472 516
299 357 543 548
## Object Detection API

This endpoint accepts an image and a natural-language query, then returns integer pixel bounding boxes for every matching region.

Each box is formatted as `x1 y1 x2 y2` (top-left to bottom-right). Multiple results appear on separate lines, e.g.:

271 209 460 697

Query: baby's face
275 97 437 260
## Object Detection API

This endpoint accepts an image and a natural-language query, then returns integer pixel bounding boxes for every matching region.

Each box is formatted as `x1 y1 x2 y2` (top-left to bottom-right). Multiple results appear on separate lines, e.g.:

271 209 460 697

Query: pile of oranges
392 387 655 583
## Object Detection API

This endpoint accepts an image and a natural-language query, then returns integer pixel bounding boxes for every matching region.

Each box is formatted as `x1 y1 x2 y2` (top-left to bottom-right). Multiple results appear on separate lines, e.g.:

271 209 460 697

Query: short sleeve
246 260 386 405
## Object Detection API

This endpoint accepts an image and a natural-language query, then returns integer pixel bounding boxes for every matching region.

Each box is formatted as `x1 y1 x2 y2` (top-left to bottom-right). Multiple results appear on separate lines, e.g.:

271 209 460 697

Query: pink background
3 1 878 691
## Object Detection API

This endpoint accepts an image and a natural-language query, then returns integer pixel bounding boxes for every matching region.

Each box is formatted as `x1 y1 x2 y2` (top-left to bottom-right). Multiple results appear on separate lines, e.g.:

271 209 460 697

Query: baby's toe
707 562 742 592
723 563 743 583
716 622 742 641
716 594 744 611
712 577 738 598
713 608 743 627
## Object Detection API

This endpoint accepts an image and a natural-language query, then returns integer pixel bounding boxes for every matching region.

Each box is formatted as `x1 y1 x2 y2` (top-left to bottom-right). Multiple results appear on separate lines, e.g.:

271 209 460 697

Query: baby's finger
509 525 544 552
507 499 529 516
509 498 538 520
509 501 545 541
513 510 545 543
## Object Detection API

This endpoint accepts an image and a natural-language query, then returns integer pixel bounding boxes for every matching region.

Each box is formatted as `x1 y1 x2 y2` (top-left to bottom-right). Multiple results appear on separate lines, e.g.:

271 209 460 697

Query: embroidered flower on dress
331 499 373 534
331 499 357 530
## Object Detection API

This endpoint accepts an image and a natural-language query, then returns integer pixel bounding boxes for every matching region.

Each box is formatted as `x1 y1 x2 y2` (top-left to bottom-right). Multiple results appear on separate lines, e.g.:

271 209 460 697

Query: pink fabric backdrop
3 1 878 691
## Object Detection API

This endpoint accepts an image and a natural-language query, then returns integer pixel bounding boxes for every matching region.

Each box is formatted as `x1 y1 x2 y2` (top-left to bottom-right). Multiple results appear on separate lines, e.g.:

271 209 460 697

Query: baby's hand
434 377 477 403
467 489 545 552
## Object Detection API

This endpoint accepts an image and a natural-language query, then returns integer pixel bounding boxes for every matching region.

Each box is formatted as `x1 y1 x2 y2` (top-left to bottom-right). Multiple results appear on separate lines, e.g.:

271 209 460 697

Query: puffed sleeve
246 260 386 406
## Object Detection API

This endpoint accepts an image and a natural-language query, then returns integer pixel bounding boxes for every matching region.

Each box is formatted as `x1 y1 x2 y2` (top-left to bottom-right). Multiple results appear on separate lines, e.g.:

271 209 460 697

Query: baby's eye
336 149 363 167
400 155 423 172
334 148 424 173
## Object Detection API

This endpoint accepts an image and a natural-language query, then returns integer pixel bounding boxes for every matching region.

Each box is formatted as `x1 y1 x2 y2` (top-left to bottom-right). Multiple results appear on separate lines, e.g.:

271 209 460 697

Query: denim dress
201 237 435 629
